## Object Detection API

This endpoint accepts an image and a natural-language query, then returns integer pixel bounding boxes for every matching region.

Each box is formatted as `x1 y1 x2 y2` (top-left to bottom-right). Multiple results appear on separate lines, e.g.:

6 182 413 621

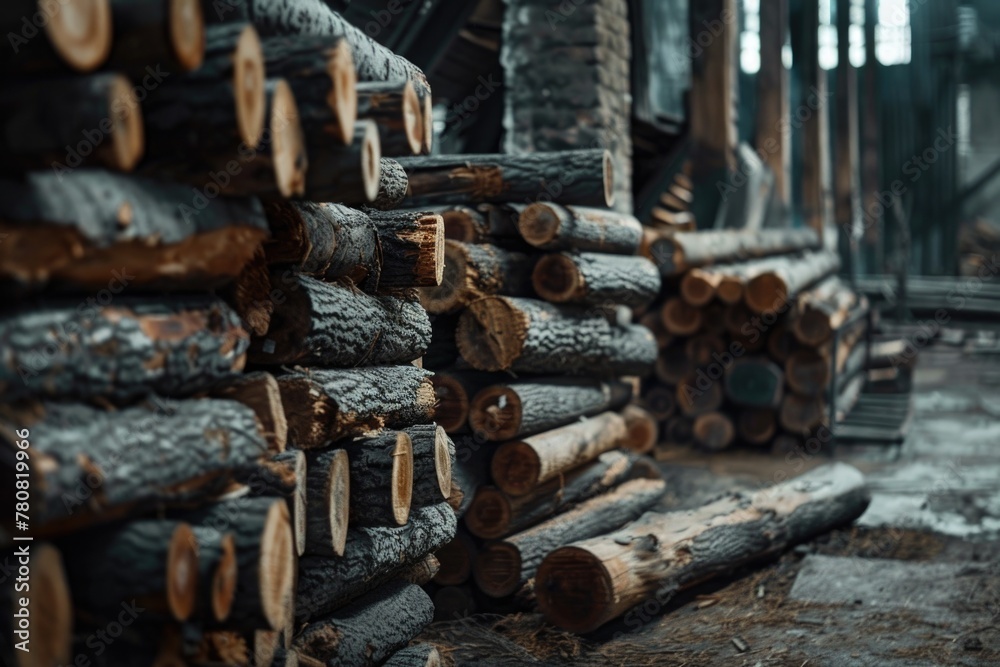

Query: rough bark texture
517 204 642 254
0 170 268 292
304 448 350 557
536 464 870 633
347 431 413 527
356 80 421 156
456 297 657 376
396 150 612 208
366 209 445 289
0 397 267 535
469 377 632 442
474 478 666 598
208 370 288 453
296 503 456 622
277 366 435 448
0 296 249 402
532 252 660 309
303 119 381 203
405 424 453 507
448 439 489 518
646 227 820 275
249 273 430 366
294 580 433 667
420 241 534 314
370 158 409 210
724 358 785 408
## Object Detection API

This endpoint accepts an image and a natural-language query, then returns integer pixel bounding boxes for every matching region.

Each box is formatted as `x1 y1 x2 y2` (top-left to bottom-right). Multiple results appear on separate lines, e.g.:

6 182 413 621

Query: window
876 0 911 65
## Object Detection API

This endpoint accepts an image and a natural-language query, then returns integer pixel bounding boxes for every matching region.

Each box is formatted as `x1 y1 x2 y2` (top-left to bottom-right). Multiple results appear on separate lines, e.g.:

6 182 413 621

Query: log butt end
620 405 658 454
693 412 736 451
107 74 145 171
680 270 715 307
259 500 295 631
532 253 583 303
602 150 615 208
432 425 453 501
234 25 266 149
746 272 788 314
473 542 522 598
401 80 423 155
391 432 415 526
431 374 470 433
464 487 511 539
517 203 565 248
490 441 541 497
716 276 744 304
271 79 308 198
661 298 703 336
25 544 73 667
421 240 466 313
360 120 383 202
167 523 199 622
326 449 350 556
468 386 522 442
212 533 238 622
794 309 833 346
169 0 206 71
456 297 527 371
535 546 613 634
47 0 113 72
327 40 358 145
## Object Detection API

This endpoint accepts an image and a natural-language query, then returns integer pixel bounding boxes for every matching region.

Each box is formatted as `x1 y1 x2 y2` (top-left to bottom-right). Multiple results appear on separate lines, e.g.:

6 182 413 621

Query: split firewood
188 525 239 622
532 253 660 309
644 227 819 276
107 0 206 74
241 450 307 556
0 0 112 74
619 404 659 453
744 250 841 314
0 296 248 402
0 73 142 173
296 503 456 622
0 398 268 535
474 478 665 598
0 544 72 667
420 241 534 314
404 424 454 507
491 412 628 496
456 297 657 375
517 203 642 253
396 150 613 208
370 158 409 210
303 119 382 204
303 448 350 557
535 463 870 633
277 366 435 448
248 273 430 367
207 371 288 452
724 357 784 408
383 644 442 667
692 412 736 451
357 79 422 156
366 209 445 289
429 370 500 433
294 580 433 667
347 431 414 527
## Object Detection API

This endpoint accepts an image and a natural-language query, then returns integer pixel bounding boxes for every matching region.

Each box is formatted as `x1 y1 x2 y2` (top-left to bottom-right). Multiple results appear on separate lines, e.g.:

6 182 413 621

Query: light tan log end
212 533 238 622
271 79 308 198
107 74 145 171
234 25 266 149
168 523 199 622
169 0 206 71
260 500 295 631
327 40 358 145
47 0 112 71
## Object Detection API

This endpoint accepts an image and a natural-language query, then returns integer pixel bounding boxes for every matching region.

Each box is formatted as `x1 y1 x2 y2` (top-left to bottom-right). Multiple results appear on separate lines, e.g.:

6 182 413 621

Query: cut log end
468 386 522 441
662 298 703 336
535 546 613 634
795 308 833 346
418 213 446 286
421 92 433 154
260 500 295 631
361 120 383 201
473 541 522 598
47 0 113 72
401 80 423 155
326 449 351 556
620 405 658 454
456 298 527 371
532 253 583 303
213 533 238 622
107 74 145 171
25 544 73 667
421 240 466 312
431 425 453 500
490 441 541 497
327 40 358 144
391 432 415 525
234 24 266 149
693 412 736 451
716 276 745 304
517 202 563 247
168 523 199 622
464 487 511 539
680 270 716 307
602 150 615 207
431 374 470 433
169 0 206 71
746 272 789 314
271 79 308 197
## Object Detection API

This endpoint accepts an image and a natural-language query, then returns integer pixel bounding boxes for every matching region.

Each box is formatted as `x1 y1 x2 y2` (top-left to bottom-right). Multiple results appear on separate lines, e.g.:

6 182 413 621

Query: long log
303 119 382 203
645 227 820 276
468 378 631 442
296 503 456 622
619 405 658 454
429 370 498 434
59 519 198 621
189 525 239 622
370 158 409 210
464 450 661 539
208 371 288 453
745 250 842 314
303 448 350 557
0 397 267 535
396 150 613 208
277 366 435 448
108 0 206 74
248 273 430 366
383 644 441 667
294 580 433 667
0 169 269 293
692 412 735 451
243 450 306 555
456 297 657 375
0 296 248 402
517 203 642 253
0 544 73 667
724 357 784 408
737 409 777 446
473 478 665 598
793 276 861 346
366 209 445 289
347 431 413 527
357 80 421 156
0 73 143 173
535 463 871 632
532 253 660 309
404 424 453 507
0 0 112 74
420 241 534 314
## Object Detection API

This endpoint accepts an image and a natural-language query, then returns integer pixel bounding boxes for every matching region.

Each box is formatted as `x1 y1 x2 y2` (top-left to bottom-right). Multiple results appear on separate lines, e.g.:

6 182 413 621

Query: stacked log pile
641 227 874 454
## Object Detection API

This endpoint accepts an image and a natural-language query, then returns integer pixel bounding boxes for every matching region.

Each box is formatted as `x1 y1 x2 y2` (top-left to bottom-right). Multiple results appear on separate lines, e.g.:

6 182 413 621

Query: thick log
366 209 445 289
478 203 525 241
294 580 433 667
517 203 642 253
432 531 477 586
0 73 143 173
642 383 677 421
108 0 206 74
738 409 778 445
429 370 498 434
473 478 665 598
780 393 827 433
60 519 198 621
420 241 533 314
724 358 784 408
303 119 382 203
469 378 631 442
645 228 820 276
676 371 725 417
0 398 267 535
0 544 73 667
404 424 453 507
0 169 268 293
189 525 239 622
793 277 860 346
679 268 721 307
456 297 657 375
357 79 421 156
0 296 248 402
370 158 408 210
347 431 413 527
434 205 490 243
208 371 288 452
383 644 441 667
532 253 660 309
249 273 430 366
277 366 434 448
397 150 613 208
692 412 736 451
243 450 306 555
660 298 703 336
180 497 295 632
535 463 871 632
296 503 456 622
464 450 661 539
619 405 658 454
785 348 831 396
745 250 842 314
303 448 350 557
491 412 627 496
0 0 112 74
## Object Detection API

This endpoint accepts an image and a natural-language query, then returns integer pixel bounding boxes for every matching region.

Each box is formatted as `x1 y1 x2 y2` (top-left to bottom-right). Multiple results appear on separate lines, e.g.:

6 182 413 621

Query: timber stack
641 226 876 455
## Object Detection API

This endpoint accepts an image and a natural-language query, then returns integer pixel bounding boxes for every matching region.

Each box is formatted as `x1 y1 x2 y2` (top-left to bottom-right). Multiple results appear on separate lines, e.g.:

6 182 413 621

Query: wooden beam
860 0 882 271
798 0 833 239
689 0 738 176
756 0 790 206
835 0 860 282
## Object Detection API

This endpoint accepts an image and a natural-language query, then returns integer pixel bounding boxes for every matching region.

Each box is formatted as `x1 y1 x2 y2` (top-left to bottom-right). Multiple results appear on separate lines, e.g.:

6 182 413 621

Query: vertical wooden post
860 0 882 272
799 0 833 241
756 0 791 209
835 0 860 282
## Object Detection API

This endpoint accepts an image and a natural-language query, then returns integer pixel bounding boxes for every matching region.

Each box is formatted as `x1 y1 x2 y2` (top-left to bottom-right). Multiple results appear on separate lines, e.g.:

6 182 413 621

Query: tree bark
474 478 665 598
302 119 381 204
420 241 534 314
429 370 499 434
724 357 784 408
447 440 489 518
536 464 870 633
107 0 207 75
404 424 453 507
517 203 642 253
0 0 112 74
396 150 613 208
249 273 430 366
398 554 441 586
366 209 445 289
464 450 661 539
469 377 631 442
0 397 267 535
456 297 657 375
346 431 413 527
692 412 735 451
208 371 288 453
383 644 441 667
277 366 435 448
294 580 433 667
645 227 820 276
296 503 456 622
0 296 248 402
370 158 409 210
357 79 421 156
619 404 658 454
189 525 239 622
532 253 660 309
303 448 350 557
745 250 841 314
